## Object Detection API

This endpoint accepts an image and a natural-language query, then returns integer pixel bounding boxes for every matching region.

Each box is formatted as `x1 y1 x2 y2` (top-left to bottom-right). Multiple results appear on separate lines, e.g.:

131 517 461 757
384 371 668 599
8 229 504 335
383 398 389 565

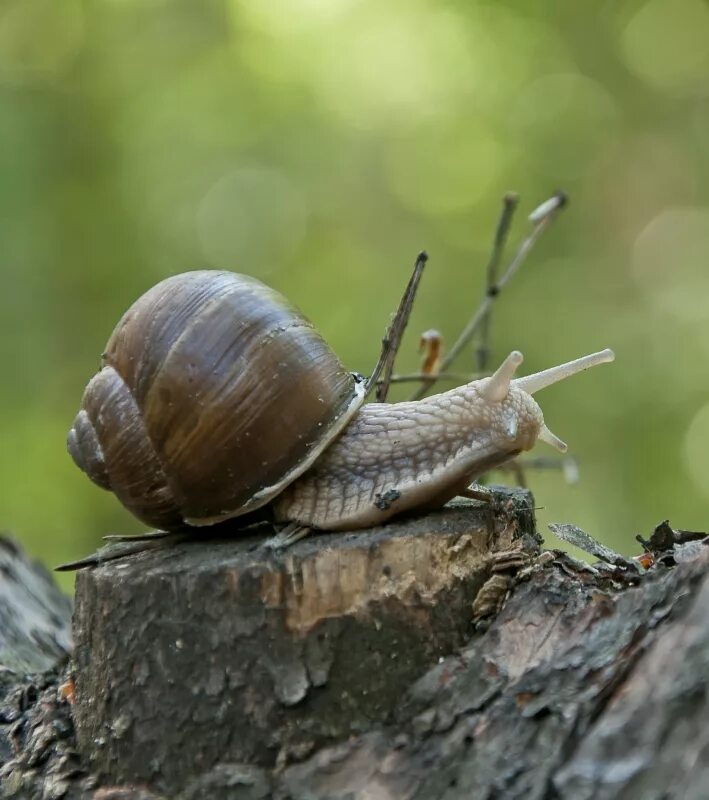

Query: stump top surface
89 490 535 582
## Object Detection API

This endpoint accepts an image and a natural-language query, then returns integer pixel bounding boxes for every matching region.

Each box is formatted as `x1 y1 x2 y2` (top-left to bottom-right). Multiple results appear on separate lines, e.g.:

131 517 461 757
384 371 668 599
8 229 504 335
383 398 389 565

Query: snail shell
68 271 365 529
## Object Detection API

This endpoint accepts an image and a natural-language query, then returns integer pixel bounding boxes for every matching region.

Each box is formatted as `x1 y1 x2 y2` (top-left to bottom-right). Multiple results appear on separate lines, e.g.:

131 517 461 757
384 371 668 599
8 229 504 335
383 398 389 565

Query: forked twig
409 191 567 400
476 192 519 372
495 455 580 485
446 191 567 372
367 250 428 402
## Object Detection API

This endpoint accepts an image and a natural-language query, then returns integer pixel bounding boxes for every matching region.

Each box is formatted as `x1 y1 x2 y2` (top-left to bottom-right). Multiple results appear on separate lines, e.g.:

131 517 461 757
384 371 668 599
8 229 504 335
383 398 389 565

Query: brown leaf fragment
472 574 511 621
647 519 708 554
58 678 75 705
648 520 675 552
633 552 655 570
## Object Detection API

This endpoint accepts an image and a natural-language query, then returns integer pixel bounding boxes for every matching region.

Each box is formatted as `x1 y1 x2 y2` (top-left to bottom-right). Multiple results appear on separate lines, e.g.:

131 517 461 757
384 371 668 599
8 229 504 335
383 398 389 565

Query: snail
68 270 614 533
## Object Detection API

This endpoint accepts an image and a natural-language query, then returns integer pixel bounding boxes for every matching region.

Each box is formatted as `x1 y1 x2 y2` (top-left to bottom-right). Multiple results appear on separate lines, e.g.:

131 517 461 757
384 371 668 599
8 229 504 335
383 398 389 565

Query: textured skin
274 381 544 529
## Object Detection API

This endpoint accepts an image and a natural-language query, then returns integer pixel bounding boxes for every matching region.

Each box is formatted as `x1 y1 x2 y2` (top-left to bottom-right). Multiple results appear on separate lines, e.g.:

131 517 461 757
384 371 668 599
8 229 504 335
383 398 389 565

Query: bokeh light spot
684 403 709 500
236 0 357 32
197 167 307 274
632 207 709 322
0 0 83 80
621 0 709 93
385 125 503 216
511 73 618 178
313 7 476 131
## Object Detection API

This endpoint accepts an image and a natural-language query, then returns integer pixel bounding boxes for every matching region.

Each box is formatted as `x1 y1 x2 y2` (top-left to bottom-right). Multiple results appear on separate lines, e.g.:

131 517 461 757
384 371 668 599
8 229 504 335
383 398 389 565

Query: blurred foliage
1 0 708 589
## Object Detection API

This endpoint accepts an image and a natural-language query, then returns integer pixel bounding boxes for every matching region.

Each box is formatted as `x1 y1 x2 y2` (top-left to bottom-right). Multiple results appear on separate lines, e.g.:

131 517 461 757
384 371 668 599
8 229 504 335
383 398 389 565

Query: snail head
478 348 616 456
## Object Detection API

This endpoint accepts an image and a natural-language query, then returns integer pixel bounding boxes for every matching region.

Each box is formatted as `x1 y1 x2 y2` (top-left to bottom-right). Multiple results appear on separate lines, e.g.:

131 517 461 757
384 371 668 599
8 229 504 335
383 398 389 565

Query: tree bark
1 498 708 799
71 489 538 789
0 537 72 678
278 542 709 800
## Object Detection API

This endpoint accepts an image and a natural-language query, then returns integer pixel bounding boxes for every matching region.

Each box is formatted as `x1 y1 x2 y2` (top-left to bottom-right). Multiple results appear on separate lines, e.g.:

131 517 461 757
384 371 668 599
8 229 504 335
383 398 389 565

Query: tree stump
3 499 709 799
71 489 537 790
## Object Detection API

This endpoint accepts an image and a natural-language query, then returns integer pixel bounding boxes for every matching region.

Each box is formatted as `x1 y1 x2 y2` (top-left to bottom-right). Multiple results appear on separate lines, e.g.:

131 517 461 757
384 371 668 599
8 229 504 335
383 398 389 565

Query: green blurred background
1 0 708 586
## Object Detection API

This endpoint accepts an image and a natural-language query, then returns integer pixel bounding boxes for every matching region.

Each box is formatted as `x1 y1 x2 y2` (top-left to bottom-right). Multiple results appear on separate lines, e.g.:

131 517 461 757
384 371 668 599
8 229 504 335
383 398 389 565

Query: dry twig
367 250 428 402
476 192 519 372
410 191 567 400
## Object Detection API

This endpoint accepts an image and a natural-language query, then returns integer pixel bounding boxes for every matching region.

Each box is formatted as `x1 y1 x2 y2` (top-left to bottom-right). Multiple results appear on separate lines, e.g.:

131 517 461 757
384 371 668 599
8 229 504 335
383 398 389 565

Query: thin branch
444 190 567 371
476 192 519 372
409 191 567 401
377 371 477 387
507 459 528 488
367 250 429 402
494 454 580 485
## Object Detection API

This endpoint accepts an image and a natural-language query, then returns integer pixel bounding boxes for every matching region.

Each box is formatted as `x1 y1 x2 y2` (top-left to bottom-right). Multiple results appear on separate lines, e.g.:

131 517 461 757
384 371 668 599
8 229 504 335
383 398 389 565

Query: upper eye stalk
482 348 616 453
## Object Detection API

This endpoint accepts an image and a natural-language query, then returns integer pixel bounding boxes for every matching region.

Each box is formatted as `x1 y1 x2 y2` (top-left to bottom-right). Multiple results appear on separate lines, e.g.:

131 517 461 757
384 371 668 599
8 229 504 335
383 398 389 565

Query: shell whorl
68 270 365 529
68 367 182 528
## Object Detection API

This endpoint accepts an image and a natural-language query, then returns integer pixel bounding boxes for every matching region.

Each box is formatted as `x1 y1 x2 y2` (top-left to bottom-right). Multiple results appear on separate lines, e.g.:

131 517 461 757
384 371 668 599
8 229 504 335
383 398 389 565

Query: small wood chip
548 523 639 571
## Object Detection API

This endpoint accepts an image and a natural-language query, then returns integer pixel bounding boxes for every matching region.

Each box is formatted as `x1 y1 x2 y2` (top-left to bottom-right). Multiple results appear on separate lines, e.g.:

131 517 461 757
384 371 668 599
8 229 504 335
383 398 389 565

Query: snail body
68 270 614 532
273 377 540 530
